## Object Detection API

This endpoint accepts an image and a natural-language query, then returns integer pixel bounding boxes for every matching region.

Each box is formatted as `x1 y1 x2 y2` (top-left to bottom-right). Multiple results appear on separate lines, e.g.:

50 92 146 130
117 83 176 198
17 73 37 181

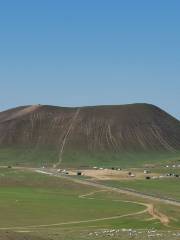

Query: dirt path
51 173 180 207
0 191 170 231
0 191 148 231
34 170 177 226
56 108 80 166
79 190 170 225
0 209 149 230
0 210 147 231
0 171 170 231
147 204 169 225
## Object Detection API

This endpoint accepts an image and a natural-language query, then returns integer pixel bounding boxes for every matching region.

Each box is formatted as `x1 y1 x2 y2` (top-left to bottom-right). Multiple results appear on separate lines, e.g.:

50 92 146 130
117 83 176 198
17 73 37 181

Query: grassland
99 178 180 201
0 169 148 232
1 167 180 239
94 177 180 231
0 147 180 168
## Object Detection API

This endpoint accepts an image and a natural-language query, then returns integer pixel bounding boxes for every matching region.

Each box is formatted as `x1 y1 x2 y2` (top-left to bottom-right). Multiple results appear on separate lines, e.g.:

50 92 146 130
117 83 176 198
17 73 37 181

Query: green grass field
99 178 180 201
0 169 147 226
0 187 145 228
1 167 180 239
0 168 147 228
0 147 180 168
94 177 180 231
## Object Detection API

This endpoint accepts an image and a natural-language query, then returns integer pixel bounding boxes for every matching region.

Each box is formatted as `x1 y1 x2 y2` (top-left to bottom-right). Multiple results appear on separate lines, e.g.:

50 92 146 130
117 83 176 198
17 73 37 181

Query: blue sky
0 0 180 118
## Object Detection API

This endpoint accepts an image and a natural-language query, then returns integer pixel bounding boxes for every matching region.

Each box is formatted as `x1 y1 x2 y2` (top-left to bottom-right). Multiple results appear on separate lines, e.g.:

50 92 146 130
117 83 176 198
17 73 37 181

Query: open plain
0 104 180 239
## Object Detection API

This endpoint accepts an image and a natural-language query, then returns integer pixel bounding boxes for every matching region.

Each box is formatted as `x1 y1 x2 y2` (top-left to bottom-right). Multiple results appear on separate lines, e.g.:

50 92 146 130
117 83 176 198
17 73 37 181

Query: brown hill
0 103 180 166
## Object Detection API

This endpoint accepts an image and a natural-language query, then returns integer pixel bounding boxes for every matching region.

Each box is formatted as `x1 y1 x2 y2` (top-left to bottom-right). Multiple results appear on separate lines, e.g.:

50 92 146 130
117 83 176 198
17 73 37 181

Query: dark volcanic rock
0 103 180 153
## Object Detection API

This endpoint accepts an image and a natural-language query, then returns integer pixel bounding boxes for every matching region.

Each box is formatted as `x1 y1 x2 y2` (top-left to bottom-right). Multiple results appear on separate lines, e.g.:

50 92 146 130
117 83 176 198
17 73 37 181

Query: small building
152 176 158 179
62 169 68 175
77 171 82 176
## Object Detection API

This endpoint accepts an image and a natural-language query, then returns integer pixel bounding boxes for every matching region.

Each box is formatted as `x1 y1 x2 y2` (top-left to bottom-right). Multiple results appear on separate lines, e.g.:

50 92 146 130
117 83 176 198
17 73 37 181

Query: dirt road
0 168 172 230
34 169 179 226
79 190 169 225
37 170 180 208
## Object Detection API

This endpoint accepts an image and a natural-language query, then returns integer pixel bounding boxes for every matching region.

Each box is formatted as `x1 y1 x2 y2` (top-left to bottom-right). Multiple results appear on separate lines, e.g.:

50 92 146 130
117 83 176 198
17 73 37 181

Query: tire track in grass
0 170 170 231
79 190 169 225
0 191 147 231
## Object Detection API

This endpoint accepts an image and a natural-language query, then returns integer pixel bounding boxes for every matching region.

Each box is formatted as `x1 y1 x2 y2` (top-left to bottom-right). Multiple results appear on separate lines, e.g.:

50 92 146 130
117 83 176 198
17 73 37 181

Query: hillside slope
0 103 180 166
